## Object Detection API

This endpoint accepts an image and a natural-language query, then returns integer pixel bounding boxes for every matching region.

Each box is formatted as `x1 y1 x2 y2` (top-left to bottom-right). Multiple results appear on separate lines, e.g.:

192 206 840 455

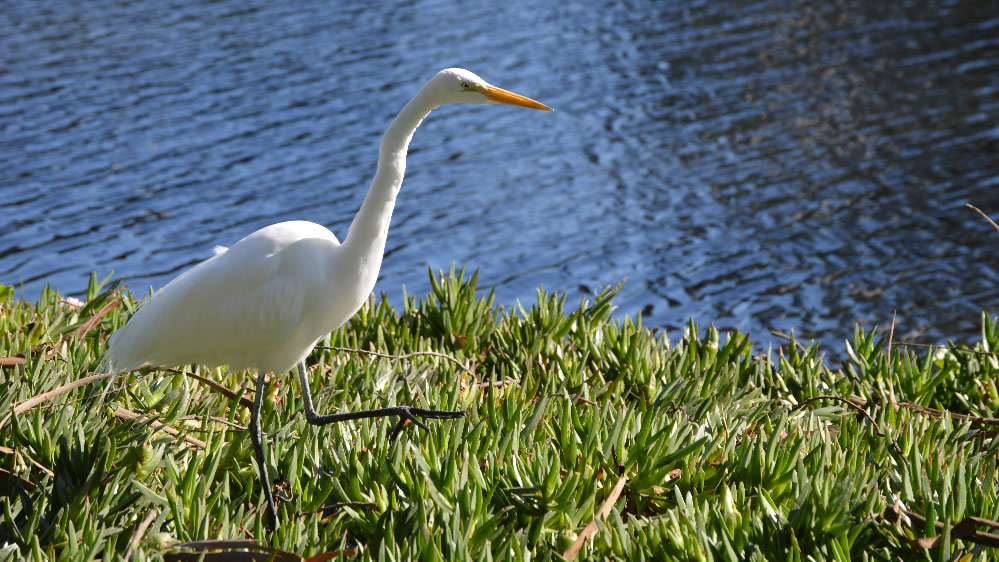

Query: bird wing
109 222 339 373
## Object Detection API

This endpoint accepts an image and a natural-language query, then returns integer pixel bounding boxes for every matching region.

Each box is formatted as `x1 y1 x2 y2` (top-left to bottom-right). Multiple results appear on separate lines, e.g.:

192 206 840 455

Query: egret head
429 68 552 111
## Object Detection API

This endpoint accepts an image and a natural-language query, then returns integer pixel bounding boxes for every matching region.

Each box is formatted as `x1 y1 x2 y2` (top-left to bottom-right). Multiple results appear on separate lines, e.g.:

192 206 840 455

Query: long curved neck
341 87 439 283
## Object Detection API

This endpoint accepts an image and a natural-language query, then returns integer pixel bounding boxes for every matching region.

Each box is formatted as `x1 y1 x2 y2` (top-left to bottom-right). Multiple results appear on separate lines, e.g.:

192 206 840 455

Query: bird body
105 68 551 529
108 220 354 374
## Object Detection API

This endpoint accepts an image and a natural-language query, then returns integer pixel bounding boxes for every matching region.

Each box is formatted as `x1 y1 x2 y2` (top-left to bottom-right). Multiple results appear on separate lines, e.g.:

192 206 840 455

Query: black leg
250 370 278 529
295 361 466 438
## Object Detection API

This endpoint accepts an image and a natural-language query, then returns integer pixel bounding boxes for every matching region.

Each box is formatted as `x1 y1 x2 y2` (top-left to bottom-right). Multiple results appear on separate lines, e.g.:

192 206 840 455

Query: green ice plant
0 270 997 560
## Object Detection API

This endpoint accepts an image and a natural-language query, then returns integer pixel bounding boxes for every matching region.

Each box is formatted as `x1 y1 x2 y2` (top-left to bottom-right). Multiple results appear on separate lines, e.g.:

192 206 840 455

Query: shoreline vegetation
1 268 998 560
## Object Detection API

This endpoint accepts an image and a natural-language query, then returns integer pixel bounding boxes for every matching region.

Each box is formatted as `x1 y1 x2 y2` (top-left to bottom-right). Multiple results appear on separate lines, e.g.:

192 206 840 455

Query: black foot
388 406 468 440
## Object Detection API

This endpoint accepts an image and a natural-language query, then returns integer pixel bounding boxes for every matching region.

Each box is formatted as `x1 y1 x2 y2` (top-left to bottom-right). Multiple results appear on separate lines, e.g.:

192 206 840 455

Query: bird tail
101 293 158 408
107 322 149 376
97 316 154 406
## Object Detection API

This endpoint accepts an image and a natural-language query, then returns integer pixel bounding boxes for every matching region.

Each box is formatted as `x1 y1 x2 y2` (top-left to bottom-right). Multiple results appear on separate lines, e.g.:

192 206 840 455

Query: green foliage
0 269 997 560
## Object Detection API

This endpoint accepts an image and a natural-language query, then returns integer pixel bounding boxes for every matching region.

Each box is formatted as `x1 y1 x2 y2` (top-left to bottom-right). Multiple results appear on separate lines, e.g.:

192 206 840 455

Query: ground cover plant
1 269 998 560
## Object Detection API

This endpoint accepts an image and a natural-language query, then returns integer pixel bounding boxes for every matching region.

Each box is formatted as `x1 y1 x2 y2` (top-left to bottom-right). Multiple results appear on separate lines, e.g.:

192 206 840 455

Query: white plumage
109 221 350 374
105 68 551 530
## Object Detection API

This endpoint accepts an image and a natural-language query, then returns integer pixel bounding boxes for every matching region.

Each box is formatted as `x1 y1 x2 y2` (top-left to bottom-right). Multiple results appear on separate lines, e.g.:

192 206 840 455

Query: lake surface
3 0 998 359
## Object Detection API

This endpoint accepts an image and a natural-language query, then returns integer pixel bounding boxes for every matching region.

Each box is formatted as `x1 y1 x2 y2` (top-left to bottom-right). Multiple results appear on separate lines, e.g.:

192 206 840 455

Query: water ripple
1 0 997 359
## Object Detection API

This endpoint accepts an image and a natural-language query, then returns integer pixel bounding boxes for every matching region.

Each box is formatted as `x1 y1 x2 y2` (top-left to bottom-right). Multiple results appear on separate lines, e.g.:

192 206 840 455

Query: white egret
107 68 552 528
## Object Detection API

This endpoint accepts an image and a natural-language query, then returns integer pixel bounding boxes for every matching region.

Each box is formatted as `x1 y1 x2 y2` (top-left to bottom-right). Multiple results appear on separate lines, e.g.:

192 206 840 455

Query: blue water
3 0 998 358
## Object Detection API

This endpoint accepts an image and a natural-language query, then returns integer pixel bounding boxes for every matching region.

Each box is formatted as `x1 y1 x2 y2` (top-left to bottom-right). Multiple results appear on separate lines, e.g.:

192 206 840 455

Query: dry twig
564 470 629 559
113 407 207 449
793 395 909 464
892 400 999 426
163 540 301 562
1 371 117 428
0 444 55 478
884 500 999 548
123 508 159 561
319 345 472 373
967 203 999 233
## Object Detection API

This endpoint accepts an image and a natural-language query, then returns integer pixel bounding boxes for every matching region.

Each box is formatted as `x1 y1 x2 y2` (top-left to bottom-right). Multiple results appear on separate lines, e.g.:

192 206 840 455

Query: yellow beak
483 85 553 111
